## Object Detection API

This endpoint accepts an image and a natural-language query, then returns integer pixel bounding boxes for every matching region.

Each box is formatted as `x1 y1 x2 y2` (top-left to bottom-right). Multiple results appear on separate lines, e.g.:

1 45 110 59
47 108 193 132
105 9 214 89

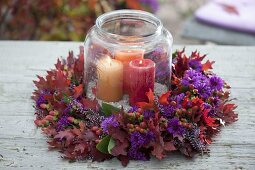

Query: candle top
115 49 144 62
97 56 123 72
129 59 155 69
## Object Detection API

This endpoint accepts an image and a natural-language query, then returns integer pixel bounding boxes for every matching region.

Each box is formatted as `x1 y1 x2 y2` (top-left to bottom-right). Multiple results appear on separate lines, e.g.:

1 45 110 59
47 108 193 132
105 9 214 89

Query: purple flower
160 105 175 118
181 69 204 86
130 131 155 148
171 93 185 108
143 109 155 119
203 103 211 110
56 115 70 132
188 59 202 71
36 94 46 107
210 76 224 91
139 0 159 12
128 131 155 160
101 115 119 133
128 147 148 160
128 106 138 113
182 70 213 99
167 118 185 136
196 82 212 99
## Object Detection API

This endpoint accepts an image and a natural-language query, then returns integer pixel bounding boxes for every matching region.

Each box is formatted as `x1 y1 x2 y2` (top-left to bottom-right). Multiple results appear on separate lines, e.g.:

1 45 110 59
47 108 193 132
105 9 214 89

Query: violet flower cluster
181 69 224 99
128 131 155 160
101 115 119 134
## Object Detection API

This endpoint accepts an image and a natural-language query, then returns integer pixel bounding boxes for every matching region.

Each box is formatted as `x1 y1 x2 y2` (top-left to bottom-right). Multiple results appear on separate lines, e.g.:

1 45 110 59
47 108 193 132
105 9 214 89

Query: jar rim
96 10 163 42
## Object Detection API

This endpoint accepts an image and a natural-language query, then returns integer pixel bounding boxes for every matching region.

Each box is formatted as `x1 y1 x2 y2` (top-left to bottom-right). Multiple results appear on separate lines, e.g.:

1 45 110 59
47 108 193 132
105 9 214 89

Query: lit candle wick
106 56 112 66
139 60 143 66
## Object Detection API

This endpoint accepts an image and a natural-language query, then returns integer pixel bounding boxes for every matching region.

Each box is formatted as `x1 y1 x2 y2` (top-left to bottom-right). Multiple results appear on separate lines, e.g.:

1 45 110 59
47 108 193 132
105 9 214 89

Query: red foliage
219 103 238 124
202 60 215 71
174 49 189 77
32 47 238 166
159 91 171 105
136 89 155 109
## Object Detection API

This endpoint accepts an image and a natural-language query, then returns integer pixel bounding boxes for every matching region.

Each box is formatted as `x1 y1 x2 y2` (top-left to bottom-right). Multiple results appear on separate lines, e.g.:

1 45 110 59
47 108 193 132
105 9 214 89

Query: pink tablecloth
195 0 255 34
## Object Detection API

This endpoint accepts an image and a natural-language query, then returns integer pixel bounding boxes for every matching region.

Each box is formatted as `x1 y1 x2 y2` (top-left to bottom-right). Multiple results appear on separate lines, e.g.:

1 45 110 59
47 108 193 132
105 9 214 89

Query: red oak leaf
164 142 176 151
83 130 98 141
111 139 129 156
199 126 212 145
202 109 219 127
91 144 112 162
175 51 189 77
47 140 62 149
54 130 75 146
171 74 181 86
179 142 194 157
74 46 84 73
42 127 57 137
55 58 64 70
108 127 127 143
117 155 129 167
221 103 238 124
190 50 206 61
67 51 75 68
223 103 236 113
71 128 82 136
74 143 88 154
82 98 99 111
202 60 215 71
159 91 171 105
151 143 166 160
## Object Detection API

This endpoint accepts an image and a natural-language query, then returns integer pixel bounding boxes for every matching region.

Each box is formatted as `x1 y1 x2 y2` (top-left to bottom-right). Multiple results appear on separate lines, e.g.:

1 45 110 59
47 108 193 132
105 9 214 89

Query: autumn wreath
32 47 238 166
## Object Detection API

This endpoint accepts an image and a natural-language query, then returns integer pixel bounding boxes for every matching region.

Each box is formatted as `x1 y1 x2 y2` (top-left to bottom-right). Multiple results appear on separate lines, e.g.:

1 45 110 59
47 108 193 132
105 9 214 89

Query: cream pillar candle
97 56 123 102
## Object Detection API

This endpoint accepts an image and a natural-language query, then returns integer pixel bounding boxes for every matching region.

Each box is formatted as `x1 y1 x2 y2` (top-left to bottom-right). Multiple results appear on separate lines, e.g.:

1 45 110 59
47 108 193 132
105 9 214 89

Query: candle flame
139 60 143 65
106 56 112 65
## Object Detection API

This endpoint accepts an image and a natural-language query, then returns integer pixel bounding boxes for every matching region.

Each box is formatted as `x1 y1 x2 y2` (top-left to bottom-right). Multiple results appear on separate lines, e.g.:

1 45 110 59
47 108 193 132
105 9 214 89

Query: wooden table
0 41 255 169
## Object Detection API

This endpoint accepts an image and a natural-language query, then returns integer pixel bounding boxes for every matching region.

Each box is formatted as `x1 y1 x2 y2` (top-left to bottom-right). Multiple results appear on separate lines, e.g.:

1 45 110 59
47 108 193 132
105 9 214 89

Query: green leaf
108 137 116 154
101 103 120 116
62 94 70 103
96 135 111 154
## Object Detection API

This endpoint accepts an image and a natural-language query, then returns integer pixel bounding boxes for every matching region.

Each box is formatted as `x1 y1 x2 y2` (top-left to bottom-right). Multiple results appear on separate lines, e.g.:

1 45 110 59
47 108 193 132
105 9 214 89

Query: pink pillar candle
115 49 144 93
128 59 155 106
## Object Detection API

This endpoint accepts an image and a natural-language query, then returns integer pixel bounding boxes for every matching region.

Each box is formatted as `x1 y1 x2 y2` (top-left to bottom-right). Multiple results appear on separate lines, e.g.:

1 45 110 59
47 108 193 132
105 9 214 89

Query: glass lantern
84 10 173 106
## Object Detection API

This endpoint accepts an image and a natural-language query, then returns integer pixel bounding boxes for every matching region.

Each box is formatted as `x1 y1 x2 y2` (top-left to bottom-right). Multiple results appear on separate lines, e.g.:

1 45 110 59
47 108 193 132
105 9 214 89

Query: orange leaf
159 91 171 105
202 60 215 71
136 89 154 109
136 102 153 110
146 89 154 103
74 84 83 98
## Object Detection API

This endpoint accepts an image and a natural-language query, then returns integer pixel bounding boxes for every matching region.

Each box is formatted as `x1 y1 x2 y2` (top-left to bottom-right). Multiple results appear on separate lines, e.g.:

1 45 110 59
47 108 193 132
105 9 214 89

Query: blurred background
1 0 254 45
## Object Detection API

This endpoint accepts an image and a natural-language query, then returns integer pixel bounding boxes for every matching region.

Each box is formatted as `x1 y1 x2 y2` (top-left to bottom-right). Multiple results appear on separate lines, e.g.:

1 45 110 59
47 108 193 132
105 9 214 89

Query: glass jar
84 10 173 106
